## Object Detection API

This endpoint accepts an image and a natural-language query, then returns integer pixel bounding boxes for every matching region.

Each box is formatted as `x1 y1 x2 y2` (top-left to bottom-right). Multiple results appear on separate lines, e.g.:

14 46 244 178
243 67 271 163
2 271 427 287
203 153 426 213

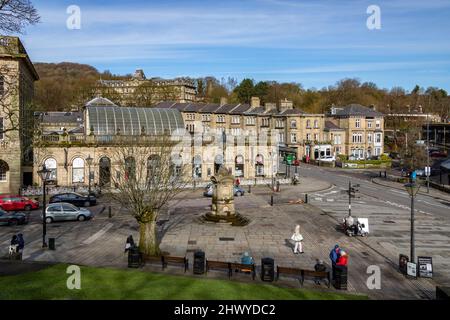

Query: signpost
418 256 433 278
407 262 417 279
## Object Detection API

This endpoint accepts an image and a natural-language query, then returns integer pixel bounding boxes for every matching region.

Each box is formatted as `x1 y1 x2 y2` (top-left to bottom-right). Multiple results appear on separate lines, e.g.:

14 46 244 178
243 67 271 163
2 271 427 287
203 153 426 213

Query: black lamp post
404 182 421 264
86 155 93 195
38 165 51 248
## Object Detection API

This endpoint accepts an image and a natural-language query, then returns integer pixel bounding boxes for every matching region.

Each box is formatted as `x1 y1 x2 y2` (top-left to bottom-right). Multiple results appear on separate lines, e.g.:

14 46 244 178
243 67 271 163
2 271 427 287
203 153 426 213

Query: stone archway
0 160 10 193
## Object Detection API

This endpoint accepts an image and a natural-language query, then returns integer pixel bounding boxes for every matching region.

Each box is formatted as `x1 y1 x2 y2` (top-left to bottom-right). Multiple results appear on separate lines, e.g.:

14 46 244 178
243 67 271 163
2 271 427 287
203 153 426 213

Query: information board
407 262 417 278
418 256 433 278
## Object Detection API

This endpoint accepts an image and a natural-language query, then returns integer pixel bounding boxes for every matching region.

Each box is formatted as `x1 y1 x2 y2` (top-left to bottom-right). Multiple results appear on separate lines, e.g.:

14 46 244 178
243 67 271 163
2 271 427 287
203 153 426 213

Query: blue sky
18 0 450 91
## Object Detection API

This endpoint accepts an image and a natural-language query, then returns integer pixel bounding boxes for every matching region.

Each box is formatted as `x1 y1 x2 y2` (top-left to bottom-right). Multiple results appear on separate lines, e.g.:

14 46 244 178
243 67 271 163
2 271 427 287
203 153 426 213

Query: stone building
97 69 197 105
0 36 39 194
327 104 385 159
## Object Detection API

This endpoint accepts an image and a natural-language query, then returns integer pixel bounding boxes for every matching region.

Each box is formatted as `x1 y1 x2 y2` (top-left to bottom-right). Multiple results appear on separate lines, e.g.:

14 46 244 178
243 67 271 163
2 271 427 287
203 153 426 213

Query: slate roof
280 108 306 116
332 104 383 117
324 121 344 131
41 112 84 124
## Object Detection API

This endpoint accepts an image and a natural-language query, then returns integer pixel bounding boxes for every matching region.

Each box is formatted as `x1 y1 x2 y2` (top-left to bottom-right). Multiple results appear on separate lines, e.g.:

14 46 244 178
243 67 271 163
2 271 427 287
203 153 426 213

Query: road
282 162 450 286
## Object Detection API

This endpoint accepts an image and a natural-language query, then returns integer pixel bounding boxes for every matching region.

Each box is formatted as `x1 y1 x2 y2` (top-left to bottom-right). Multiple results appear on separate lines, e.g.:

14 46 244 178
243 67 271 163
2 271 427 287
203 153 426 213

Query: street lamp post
86 155 93 195
37 166 51 248
404 182 421 263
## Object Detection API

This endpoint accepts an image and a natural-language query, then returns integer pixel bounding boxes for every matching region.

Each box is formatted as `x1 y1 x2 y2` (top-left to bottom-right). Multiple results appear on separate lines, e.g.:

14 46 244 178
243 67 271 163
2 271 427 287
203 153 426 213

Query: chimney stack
250 96 260 108
220 97 228 106
279 98 293 112
264 102 276 112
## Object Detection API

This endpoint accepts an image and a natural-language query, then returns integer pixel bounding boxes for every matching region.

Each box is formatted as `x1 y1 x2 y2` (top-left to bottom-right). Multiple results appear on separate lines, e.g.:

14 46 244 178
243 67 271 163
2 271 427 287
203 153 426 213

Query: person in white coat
291 224 304 254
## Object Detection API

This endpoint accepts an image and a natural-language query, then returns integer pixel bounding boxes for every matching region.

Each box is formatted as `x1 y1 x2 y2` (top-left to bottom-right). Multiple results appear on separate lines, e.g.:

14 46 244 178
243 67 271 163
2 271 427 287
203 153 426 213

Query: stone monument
201 166 249 226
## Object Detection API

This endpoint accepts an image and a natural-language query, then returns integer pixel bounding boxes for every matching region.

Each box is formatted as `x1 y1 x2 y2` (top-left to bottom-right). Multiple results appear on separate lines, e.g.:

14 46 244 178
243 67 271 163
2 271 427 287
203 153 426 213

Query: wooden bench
301 270 331 288
230 262 256 280
162 256 189 273
206 260 232 278
276 266 302 281
276 266 331 288
142 255 164 269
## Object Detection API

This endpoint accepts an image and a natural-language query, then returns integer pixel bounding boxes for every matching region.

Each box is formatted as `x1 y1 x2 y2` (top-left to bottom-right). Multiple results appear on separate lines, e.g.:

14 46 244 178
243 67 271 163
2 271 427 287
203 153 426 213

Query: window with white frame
314 120 319 128
306 120 311 128
72 157 85 183
367 133 372 143
352 133 363 143
231 116 240 124
246 117 256 125
290 133 297 143
216 115 225 123
367 120 372 128
278 132 285 143
306 133 311 141
375 133 382 143
355 118 361 128
44 158 57 181
202 114 211 122
376 120 381 128
276 119 284 128
231 128 241 136
186 113 195 121
334 134 341 145
290 120 297 128
0 160 7 182
262 118 270 127
375 147 381 156
314 133 319 141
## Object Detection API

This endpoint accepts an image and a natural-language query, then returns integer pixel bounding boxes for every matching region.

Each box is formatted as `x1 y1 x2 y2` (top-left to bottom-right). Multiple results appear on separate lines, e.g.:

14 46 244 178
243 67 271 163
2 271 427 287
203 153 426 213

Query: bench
143 255 164 270
276 266 331 288
230 262 256 280
301 269 331 288
206 260 232 278
162 256 189 273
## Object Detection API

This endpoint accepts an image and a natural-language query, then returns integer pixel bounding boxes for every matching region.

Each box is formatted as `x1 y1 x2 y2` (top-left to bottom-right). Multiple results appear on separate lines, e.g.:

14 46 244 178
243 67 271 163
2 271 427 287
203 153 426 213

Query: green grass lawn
0 264 367 300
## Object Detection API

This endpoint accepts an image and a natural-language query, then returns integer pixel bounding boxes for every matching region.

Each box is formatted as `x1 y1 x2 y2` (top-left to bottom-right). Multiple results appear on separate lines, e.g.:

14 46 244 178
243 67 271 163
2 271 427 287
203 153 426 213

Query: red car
0 195 39 211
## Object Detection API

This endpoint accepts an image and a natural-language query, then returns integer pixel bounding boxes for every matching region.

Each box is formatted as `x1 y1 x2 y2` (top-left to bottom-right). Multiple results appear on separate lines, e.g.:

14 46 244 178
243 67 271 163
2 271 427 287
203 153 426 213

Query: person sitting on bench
313 259 327 285
238 252 254 273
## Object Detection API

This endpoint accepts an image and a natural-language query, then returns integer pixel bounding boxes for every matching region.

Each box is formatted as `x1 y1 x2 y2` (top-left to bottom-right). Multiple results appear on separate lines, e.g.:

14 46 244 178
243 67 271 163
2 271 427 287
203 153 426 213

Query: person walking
17 234 25 252
291 225 304 254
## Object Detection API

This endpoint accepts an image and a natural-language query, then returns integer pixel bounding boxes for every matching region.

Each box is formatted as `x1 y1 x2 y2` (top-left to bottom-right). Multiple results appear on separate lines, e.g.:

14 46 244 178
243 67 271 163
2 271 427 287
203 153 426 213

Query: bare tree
111 135 189 256
0 0 40 34
0 63 20 139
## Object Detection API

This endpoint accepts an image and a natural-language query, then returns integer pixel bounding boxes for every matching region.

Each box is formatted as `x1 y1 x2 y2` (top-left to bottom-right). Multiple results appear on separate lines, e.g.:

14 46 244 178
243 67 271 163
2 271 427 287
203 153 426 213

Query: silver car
43 203 93 223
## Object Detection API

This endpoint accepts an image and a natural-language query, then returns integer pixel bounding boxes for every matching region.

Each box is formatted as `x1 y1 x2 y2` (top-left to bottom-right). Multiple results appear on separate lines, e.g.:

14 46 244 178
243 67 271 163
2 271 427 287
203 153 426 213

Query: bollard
270 195 273 206
384 171 387 178
254 178 257 186
379 171 381 177
305 194 308 204
248 185 252 193
108 206 112 218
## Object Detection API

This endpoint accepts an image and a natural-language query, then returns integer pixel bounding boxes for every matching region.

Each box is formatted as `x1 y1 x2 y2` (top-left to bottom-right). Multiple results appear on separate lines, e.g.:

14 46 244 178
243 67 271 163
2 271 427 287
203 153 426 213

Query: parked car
430 150 447 158
49 192 97 207
42 203 94 223
0 209 28 226
319 156 336 162
203 185 245 197
0 195 39 211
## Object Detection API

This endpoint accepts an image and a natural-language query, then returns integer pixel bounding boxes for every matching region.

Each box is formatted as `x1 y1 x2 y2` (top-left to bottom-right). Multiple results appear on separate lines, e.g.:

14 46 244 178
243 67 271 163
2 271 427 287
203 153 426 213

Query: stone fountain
201 166 249 226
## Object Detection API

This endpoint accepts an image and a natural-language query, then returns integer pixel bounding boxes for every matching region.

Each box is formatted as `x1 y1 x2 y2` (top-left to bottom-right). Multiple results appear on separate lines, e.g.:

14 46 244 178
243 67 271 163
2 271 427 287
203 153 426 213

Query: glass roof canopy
86 106 185 136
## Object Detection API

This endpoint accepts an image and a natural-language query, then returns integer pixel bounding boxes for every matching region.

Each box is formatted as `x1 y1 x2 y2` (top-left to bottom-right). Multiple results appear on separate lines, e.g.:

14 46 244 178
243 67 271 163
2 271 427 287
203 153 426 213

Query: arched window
306 120 311 128
44 158 57 181
72 157 85 183
147 155 160 183
193 155 202 179
0 160 9 182
235 155 244 177
255 154 264 176
125 157 136 181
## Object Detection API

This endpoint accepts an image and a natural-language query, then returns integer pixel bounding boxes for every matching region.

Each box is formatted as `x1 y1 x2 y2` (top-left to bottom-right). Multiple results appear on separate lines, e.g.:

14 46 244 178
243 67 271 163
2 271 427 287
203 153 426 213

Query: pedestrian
336 250 348 268
9 235 19 255
291 224 304 254
329 244 341 280
17 234 25 252
125 235 135 253
235 178 240 186
314 259 327 285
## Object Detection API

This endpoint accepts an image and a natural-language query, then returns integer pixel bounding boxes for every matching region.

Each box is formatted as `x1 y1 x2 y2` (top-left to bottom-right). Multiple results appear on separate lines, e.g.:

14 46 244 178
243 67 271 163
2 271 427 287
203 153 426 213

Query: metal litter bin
193 251 205 274
261 257 275 282
334 266 348 290
49 238 56 250
128 246 141 268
